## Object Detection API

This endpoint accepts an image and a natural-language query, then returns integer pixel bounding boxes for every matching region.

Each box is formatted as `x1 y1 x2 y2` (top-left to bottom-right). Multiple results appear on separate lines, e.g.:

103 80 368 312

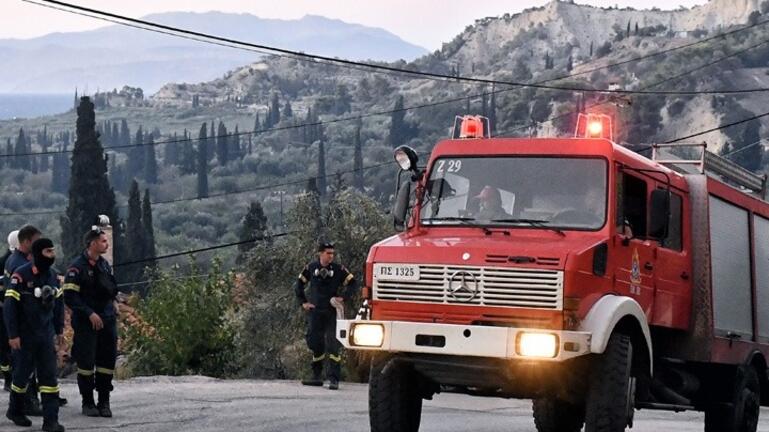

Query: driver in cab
474 186 509 221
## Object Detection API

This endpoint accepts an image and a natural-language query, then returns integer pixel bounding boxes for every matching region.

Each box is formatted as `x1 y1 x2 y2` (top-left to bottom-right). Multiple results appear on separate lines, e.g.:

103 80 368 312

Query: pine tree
237 201 268 263
197 123 209 198
142 189 156 272
60 96 119 262
125 180 145 285
353 119 364 191
216 121 228 164
144 133 158 183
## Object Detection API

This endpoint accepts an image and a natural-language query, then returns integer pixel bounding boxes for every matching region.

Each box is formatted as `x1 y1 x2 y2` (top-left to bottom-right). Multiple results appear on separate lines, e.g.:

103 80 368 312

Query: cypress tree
216 121 228 164
14 128 30 170
270 93 281 125
317 137 326 197
125 180 145 285
489 84 497 135
110 122 119 149
60 96 119 262
164 132 179 167
237 201 268 263
230 126 241 161
181 130 196 174
253 112 261 132
197 123 209 198
144 133 158 183
353 120 364 191
129 126 144 177
388 95 406 148
142 189 156 272
120 119 131 147
209 121 215 161
283 101 293 118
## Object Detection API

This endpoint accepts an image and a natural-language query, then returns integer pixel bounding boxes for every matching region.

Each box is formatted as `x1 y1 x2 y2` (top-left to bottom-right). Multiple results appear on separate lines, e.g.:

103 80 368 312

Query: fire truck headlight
351 323 385 347
394 145 418 171
517 332 559 358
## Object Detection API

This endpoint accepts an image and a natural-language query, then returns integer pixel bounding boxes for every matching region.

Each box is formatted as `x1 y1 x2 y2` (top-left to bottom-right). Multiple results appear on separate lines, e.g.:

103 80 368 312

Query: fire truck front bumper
337 319 592 362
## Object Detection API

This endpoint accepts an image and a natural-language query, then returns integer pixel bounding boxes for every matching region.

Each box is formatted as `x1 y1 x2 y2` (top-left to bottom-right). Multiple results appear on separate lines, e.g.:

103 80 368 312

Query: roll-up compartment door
709 196 752 337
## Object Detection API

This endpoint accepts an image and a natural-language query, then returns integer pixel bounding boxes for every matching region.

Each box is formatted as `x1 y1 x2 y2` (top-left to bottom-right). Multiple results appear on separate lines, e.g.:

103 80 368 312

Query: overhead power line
113 232 293 267
26 0 769 96
666 110 769 143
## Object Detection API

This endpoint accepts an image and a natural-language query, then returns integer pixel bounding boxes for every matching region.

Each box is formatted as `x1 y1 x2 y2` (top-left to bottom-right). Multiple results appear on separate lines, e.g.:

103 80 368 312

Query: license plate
374 264 420 282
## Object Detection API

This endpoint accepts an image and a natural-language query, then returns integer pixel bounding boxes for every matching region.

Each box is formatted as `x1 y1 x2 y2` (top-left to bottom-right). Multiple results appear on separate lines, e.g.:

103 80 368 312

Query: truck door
652 191 692 329
614 171 656 318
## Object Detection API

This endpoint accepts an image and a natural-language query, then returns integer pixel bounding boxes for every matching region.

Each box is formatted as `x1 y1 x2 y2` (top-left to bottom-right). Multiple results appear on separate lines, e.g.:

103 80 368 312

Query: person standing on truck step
295 242 358 390
63 227 119 418
4 238 65 432
0 230 19 392
4 225 44 416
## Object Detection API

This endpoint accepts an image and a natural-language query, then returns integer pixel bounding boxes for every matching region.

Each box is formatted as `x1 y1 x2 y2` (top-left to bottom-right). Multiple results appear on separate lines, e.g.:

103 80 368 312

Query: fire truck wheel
532 397 585 432
704 365 760 432
584 333 634 432
369 358 422 432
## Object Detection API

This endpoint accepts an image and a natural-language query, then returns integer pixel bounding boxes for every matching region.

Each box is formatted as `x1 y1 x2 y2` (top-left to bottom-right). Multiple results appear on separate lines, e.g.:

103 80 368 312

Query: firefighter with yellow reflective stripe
0 230 19 392
63 228 118 418
3 238 65 432
295 242 358 390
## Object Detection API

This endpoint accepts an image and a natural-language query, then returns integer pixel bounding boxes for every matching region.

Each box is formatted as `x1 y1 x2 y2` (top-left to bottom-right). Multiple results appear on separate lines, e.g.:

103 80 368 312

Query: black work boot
301 360 324 386
42 419 65 432
81 394 99 417
6 392 32 426
97 393 112 418
23 393 42 417
328 378 339 390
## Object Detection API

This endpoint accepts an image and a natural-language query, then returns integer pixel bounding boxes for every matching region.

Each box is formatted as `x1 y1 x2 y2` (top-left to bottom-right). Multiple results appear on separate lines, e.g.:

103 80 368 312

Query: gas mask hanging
314 267 334 279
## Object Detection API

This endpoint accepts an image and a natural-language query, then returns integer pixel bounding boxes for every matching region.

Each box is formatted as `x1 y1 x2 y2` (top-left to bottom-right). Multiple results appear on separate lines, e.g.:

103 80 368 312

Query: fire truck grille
374 265 563 310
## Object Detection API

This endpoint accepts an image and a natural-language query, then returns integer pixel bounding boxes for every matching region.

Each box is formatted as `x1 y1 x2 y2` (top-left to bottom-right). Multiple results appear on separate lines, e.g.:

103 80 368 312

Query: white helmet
7 230 19 251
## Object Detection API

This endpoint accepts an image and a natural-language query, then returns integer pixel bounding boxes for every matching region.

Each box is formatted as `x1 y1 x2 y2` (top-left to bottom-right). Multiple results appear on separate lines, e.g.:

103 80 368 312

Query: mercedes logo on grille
448 270 479 303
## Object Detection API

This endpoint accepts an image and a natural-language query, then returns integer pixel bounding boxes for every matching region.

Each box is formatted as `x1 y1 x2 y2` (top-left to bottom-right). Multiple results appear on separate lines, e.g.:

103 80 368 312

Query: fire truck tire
704 365 760 432
584 333 634 432
369 359 422 432
532 397 585 432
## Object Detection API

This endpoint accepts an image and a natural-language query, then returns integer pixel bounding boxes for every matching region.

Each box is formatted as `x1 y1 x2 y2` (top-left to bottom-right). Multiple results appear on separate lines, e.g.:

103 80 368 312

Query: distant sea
0 94 73 120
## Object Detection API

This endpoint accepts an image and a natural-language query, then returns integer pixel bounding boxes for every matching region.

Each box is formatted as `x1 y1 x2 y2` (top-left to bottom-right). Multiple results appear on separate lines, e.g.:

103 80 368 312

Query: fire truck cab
338 116 769 432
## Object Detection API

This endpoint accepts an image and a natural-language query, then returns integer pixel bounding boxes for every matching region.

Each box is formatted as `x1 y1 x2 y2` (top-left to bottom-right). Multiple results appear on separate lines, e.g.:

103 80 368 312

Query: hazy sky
3 0 708 49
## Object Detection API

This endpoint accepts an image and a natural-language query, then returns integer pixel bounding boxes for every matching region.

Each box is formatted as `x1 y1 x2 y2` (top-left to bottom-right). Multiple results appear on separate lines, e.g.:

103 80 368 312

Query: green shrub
124 259 237 377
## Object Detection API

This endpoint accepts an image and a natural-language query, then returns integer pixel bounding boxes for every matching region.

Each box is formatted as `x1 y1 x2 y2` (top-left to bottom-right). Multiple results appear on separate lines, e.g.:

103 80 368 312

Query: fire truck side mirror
649 189 671 241
393 181 412 231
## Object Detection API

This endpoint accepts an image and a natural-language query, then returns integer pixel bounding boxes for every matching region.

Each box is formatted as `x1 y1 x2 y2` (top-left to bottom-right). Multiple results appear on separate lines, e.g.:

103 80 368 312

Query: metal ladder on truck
650 142 768 200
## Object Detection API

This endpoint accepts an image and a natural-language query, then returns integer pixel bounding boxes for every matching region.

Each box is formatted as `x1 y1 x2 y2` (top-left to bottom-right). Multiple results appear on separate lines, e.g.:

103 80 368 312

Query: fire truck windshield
421 157 607 230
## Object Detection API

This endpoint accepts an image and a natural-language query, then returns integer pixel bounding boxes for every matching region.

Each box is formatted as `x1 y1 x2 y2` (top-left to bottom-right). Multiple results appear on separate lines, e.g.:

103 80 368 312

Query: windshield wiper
489 218 566 237
422 217 493 235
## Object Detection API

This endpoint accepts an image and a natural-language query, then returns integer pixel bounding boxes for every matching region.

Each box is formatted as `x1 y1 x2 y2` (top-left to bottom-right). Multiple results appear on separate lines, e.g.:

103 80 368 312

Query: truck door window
617 173 647 237
663 193 683 251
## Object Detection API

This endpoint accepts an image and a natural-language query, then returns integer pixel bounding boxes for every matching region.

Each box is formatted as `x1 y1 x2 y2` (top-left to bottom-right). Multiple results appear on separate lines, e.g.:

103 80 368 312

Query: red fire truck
337 115 769 432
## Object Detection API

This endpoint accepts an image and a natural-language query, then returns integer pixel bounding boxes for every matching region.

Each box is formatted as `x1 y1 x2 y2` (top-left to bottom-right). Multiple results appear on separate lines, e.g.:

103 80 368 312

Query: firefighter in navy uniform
295 242 358 390
0 230 19 391
3 238 65 432
4 225 44 415
63 228 118 418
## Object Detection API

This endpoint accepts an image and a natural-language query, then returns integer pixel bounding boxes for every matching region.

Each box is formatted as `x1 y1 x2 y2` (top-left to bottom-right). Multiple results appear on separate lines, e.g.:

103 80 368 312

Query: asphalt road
2 376 769 432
